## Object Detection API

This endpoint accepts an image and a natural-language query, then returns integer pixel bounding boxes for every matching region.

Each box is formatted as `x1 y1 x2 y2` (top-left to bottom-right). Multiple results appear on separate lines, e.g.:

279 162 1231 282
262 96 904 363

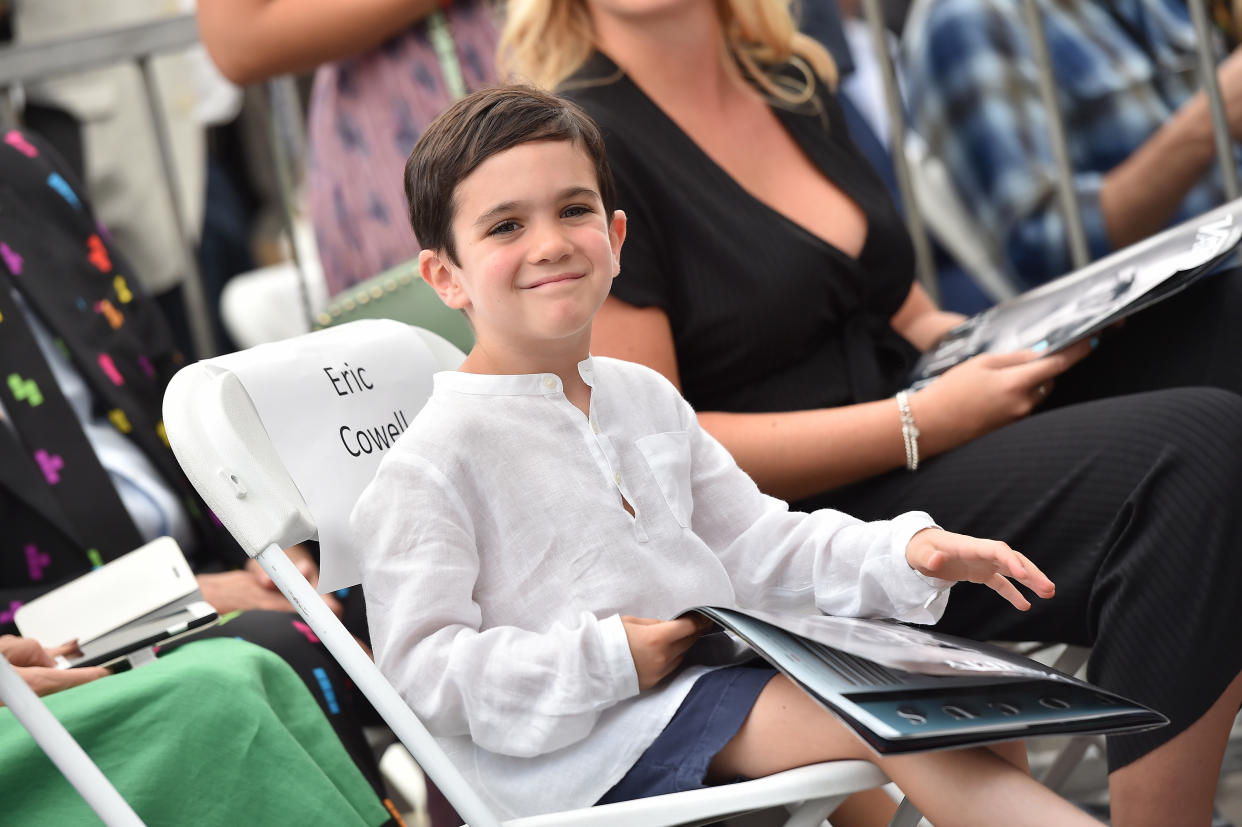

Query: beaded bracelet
895 390 920 471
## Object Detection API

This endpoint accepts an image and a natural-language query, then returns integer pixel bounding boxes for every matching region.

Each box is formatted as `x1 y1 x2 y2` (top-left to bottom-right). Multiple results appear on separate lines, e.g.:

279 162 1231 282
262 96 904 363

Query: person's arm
592 295 1089 500
665 380 1052 621
904 0 1232 283
889 282 965 351
351 451 640 758
0 637 109 703
1095 50 1242 247
196 544 342 616
196 0 439 85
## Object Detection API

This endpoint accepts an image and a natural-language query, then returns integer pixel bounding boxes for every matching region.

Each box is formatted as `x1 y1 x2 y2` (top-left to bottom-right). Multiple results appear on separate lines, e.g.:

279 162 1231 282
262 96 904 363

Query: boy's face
420 139 626 357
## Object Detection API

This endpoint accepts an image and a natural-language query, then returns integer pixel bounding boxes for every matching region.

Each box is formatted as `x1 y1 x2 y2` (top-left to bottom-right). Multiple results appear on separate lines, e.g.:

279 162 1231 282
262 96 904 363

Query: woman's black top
562 52 919 413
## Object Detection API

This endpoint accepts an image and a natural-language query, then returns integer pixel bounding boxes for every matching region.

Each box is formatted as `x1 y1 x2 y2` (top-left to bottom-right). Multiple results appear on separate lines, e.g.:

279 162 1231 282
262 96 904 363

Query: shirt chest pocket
635 431 693 528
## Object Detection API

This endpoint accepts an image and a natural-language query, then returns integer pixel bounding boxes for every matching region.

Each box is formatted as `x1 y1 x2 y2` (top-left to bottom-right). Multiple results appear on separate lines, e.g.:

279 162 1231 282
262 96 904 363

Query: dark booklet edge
688 606 1168 755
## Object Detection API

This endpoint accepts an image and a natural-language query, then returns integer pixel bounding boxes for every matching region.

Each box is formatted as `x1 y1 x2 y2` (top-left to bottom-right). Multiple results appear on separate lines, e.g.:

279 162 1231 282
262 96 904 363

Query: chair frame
162 321 923 827
0 654 145 827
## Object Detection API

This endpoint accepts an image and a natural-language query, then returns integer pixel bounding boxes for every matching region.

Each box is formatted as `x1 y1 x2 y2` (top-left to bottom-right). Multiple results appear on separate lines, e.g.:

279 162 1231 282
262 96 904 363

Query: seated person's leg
0 636 396 826
159 609 385 797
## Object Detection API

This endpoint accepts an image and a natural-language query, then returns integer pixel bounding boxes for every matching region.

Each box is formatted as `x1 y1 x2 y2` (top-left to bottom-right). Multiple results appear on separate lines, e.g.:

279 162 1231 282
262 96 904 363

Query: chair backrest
162 318 465 591
315 259 475 356
162 319 512 826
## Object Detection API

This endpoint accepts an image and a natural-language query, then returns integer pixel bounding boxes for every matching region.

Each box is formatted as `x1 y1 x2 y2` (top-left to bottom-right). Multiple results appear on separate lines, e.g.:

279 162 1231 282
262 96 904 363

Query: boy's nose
528 223 573 263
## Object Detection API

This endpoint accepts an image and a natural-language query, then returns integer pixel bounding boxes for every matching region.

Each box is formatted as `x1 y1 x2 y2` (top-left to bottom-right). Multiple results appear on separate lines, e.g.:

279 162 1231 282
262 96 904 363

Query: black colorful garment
0 129 390 804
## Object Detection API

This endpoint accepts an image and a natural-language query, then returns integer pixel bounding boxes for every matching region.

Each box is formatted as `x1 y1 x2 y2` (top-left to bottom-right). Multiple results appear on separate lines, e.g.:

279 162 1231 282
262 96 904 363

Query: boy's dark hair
404 84 618 265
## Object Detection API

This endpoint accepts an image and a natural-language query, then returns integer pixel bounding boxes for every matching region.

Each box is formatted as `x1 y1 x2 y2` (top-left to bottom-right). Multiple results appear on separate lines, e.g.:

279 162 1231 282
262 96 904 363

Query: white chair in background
161 318 924 827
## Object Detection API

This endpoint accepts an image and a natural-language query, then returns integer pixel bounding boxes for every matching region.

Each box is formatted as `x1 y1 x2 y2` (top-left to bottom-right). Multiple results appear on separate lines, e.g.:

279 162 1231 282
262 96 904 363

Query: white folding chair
161 319 923 827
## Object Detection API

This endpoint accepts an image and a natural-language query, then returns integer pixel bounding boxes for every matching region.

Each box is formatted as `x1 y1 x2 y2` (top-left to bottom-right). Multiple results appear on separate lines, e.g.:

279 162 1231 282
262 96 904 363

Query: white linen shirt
350 356 950 819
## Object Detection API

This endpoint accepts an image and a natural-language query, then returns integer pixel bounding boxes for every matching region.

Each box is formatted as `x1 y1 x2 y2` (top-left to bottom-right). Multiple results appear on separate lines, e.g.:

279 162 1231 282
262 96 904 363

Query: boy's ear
419 248 471 310
608 210 627 277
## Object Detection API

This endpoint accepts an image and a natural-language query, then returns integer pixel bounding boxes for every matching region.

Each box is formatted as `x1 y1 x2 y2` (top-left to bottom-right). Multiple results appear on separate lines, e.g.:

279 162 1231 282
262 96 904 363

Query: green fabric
315 259 475 354
0 638 390 826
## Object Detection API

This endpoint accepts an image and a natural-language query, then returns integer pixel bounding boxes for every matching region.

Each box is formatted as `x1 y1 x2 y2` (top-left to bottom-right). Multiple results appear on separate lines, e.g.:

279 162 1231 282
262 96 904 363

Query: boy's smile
420 139 626 373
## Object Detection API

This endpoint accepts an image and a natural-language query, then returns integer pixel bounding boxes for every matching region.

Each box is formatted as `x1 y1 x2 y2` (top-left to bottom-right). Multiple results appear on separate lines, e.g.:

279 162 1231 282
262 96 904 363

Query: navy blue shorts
597 662 779 805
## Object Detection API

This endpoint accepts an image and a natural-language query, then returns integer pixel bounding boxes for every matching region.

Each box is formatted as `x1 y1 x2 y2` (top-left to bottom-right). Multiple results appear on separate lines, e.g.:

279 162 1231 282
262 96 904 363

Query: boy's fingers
664 617 706 641
668 635 699 659
988 574 1031 612
1013 558 1056 599
620 615 660 626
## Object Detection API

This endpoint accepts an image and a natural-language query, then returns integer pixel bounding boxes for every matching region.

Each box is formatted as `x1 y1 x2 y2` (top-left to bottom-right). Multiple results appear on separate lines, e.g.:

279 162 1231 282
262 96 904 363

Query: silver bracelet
895 390 920 471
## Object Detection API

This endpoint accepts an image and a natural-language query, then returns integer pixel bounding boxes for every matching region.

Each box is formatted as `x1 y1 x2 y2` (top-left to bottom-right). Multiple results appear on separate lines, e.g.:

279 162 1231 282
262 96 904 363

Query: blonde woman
501 1 1242 824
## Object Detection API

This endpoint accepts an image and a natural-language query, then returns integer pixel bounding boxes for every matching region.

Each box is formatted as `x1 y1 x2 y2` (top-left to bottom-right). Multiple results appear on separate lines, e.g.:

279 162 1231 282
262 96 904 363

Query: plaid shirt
903 0 1230 287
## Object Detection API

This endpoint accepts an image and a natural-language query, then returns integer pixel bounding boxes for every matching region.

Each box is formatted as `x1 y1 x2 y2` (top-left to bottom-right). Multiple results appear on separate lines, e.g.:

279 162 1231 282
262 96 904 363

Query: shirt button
613 471 622 485
591 418 600 434
542 376 557 390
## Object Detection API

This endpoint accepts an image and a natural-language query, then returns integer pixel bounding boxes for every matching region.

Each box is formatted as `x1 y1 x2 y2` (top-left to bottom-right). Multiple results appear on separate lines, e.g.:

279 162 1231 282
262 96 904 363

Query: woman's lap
817 385 1242 770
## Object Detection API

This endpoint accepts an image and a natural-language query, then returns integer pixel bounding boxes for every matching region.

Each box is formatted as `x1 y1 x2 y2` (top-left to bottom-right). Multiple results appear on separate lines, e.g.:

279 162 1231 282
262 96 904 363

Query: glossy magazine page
911 200 1242 385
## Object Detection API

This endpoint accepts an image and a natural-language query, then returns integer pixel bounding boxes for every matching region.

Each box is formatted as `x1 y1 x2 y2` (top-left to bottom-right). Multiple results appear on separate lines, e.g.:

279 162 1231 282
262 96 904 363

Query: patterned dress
306 1 501 295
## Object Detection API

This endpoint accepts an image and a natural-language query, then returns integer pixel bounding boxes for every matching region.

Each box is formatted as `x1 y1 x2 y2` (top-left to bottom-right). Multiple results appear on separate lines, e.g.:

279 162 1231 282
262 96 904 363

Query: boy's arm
351 454 640 759
674 394 953 624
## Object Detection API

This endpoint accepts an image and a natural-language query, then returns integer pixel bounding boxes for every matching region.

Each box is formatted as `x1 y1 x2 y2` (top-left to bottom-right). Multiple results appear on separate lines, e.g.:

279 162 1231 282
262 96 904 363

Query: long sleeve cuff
598 612 642 700
888 511 952 624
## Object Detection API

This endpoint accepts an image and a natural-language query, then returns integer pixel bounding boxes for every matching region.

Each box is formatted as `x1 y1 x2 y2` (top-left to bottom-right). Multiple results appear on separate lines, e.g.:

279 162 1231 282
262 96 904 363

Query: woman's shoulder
558 53 654 136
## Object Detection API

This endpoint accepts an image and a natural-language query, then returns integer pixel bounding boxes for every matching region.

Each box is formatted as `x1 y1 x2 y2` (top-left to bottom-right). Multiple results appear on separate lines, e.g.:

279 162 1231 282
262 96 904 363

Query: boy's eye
488 220 520 237
562 204 594 219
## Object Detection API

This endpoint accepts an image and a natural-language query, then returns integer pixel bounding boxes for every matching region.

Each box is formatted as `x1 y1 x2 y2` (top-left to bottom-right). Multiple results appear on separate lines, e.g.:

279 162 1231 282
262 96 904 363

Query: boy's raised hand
621 614 714 691
905 528 1055 611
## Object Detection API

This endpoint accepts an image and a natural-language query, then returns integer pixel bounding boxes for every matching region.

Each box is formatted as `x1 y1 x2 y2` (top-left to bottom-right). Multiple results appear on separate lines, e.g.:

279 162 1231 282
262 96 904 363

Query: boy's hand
621 614 713 690
905 528 1055 611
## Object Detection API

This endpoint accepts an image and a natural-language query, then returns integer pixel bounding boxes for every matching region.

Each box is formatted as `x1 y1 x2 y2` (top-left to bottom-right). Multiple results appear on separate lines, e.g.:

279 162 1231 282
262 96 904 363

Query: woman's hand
906 528 1055 611
912 340 1092 455
621 615 713 690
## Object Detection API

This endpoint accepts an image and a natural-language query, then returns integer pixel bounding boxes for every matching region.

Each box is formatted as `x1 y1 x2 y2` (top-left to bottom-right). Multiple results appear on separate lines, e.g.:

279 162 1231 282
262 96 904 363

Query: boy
351 86 1092 824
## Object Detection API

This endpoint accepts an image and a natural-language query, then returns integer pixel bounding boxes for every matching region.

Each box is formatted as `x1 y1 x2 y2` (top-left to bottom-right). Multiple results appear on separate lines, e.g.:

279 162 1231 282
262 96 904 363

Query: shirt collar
434 355 597 396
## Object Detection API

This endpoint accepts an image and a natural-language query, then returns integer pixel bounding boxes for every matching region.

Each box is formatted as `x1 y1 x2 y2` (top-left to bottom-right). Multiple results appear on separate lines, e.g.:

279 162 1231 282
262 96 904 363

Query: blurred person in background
198 0 501 297
9 1 227 354
903 0 1242 287
0 125 397 811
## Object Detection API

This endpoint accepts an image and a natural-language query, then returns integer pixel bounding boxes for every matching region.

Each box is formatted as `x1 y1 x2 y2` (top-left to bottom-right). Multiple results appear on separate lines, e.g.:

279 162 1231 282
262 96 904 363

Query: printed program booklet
685 606 1166 754
910 199 1242 385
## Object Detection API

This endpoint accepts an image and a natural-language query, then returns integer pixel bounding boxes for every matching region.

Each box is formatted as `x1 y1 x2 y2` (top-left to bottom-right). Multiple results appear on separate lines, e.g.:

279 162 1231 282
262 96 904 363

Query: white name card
220 320 442 592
